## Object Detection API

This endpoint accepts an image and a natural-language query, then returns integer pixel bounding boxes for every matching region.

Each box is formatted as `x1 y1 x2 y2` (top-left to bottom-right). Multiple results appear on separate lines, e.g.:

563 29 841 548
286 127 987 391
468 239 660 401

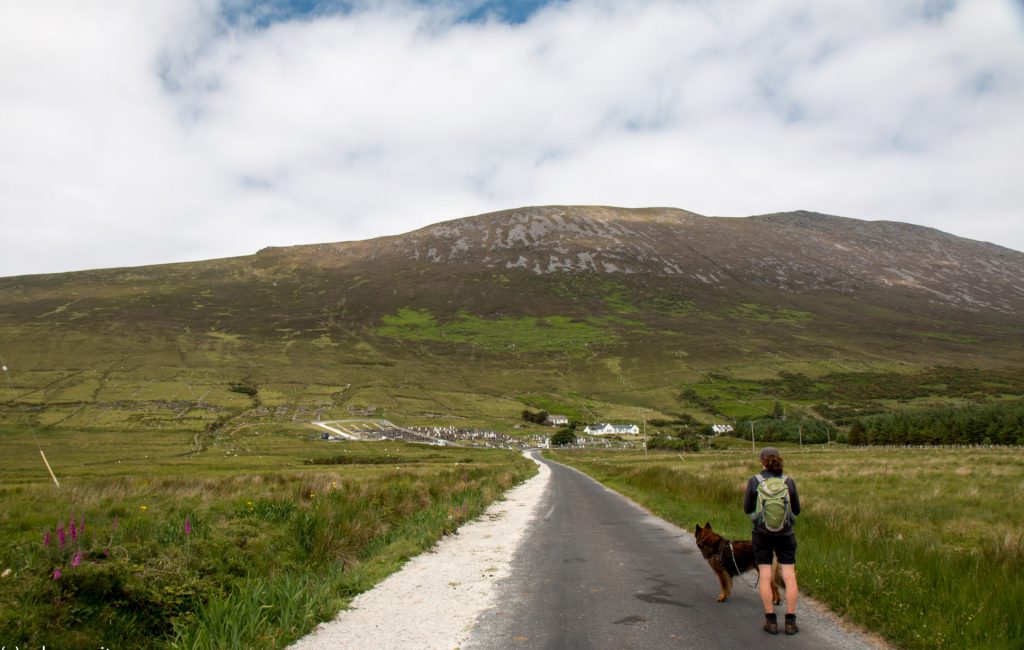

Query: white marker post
1 354 60 487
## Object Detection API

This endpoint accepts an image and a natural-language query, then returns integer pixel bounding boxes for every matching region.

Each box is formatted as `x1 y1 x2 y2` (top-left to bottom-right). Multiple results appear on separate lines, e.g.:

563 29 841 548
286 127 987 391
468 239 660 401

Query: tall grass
549 447 1024 650
0 443 534 649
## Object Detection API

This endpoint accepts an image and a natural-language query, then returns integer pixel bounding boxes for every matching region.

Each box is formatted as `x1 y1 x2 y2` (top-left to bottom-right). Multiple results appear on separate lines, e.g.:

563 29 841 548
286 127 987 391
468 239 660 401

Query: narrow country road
464 452 880 650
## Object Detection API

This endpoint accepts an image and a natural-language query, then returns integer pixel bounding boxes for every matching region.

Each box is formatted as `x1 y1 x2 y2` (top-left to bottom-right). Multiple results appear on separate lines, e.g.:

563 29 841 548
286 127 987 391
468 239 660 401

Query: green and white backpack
752 474 792 532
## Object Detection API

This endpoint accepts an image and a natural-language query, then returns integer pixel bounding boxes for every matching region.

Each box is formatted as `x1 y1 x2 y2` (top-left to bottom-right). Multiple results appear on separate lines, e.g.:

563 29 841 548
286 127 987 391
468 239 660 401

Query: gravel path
288 452 551 650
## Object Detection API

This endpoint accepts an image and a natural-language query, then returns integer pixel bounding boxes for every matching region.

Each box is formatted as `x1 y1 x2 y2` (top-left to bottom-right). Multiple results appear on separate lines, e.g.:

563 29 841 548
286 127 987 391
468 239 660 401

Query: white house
711 424 734 434
584 423 641 435
545 414 569 426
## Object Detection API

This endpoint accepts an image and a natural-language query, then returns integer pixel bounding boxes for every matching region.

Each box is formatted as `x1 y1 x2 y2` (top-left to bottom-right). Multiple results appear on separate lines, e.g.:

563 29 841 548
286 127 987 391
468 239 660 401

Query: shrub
550 428 577 447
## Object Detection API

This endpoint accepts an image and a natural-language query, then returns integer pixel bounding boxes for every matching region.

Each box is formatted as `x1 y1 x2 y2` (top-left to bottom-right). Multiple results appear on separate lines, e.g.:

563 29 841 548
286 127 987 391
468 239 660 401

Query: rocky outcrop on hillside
251 205 1024 315
344 206 1024 315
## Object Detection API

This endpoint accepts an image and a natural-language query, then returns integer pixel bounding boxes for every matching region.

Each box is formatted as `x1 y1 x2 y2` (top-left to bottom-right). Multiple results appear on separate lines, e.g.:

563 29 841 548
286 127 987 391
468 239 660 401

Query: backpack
752 474 792 532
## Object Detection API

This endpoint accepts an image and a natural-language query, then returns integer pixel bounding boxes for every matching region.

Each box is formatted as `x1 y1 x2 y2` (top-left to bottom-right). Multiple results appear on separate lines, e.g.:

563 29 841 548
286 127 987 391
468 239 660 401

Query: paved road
465 452 879 650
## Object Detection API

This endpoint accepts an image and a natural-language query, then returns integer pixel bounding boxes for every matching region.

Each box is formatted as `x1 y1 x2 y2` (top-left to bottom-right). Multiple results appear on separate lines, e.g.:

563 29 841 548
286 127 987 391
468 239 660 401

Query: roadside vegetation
0 434 535 649
3 261 1024 648
2 209 1023 649
547 446 1023 650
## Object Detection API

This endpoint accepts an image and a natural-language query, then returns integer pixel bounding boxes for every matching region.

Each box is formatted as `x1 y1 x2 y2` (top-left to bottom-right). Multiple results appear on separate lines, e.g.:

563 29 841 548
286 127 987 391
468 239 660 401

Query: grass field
546 446 1024 650
377 307 619 353
2 206 1024 648
0 427 536 649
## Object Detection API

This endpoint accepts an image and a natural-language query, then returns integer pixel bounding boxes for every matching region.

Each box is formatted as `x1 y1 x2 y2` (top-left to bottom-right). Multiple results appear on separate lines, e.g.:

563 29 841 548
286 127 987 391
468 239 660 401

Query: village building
545 414 569 426
583 423 641 435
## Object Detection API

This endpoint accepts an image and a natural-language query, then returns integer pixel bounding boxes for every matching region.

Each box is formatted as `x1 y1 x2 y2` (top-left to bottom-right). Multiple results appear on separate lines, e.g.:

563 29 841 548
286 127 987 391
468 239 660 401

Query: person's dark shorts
752 531 797 565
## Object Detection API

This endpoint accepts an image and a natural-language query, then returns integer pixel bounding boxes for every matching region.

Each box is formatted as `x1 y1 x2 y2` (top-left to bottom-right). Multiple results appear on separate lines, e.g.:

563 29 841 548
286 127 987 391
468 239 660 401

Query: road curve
464 452 884 650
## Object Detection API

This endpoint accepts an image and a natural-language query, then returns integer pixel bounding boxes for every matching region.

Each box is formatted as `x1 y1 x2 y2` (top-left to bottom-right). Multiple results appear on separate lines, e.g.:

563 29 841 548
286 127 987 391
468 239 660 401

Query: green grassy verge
0 437 535 649
546 447 1023 650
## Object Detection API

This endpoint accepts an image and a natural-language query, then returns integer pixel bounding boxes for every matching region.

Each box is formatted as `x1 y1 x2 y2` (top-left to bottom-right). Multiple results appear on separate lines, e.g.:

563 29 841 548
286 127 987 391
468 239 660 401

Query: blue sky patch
220 0 560 29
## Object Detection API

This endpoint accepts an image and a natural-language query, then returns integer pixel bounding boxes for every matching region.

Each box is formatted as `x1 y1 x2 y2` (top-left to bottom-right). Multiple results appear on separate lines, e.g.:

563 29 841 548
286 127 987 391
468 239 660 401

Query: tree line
847 400 1024 446
729 416 839 445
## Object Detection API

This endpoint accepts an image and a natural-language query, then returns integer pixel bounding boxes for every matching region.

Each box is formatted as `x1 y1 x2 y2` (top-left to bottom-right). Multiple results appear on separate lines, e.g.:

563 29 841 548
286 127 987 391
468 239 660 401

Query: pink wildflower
70 520 78 542
43 531 51 547
71 551 82 567
184 516 192 537
112 515 119 531
52 569 61 580
57 526 66 547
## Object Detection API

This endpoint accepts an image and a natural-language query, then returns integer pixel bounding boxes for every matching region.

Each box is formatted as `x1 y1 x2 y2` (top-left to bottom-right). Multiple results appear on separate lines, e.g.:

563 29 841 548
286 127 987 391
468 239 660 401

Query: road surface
290 451 884 650
464 452 881 650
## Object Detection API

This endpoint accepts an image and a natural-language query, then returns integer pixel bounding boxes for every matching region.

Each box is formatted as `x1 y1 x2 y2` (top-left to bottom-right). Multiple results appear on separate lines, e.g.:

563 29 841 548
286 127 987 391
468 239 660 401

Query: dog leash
727 541 760 590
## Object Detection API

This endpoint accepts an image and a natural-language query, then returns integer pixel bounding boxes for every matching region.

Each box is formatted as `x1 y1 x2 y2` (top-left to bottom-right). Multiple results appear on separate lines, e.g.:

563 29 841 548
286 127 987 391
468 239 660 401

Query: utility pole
643 414 648 461
750 421 755 453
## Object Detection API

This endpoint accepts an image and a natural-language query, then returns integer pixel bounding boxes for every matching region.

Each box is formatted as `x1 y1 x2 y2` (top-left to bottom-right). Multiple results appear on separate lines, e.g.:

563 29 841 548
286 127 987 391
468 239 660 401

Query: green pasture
0 359 693 438
0 430 536 649
547 446 1024 650
517 392 583 420
5 358 1024 445
377 308 619 353
713 399 776 419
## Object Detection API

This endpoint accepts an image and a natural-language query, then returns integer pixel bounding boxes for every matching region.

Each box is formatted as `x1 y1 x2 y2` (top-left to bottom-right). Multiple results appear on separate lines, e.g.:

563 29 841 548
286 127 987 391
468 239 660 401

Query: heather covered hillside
1 206 1022 442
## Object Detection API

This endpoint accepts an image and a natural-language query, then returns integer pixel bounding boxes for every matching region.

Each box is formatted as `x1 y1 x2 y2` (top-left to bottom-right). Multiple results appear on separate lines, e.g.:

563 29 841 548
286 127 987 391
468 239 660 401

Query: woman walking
743 446 801 635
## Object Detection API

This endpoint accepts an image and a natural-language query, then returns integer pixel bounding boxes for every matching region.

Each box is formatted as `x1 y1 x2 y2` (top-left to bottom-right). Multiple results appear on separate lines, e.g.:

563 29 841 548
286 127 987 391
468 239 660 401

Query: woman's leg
780 563 799 614
757 564 776 613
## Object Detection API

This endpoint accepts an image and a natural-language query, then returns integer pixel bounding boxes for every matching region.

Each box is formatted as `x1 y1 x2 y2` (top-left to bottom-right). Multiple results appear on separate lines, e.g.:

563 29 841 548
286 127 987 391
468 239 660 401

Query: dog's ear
704 521 711 529
694 524 702 534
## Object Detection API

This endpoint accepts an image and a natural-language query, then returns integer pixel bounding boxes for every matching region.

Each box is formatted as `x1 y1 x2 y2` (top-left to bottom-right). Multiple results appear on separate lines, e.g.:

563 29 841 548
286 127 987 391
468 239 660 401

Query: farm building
545 414 570 426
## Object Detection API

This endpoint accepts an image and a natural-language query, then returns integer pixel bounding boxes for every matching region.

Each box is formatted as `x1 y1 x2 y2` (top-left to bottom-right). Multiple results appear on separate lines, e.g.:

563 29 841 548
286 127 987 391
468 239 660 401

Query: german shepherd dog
694 522 782 603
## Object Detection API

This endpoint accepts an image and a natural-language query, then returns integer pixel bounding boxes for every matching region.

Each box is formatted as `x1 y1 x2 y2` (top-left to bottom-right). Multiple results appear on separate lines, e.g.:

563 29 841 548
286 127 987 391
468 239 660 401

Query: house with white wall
583 423 640 435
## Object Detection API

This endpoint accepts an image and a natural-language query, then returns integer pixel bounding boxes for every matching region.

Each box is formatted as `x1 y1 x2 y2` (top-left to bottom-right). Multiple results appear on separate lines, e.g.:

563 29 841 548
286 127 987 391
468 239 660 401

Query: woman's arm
743 476 758 514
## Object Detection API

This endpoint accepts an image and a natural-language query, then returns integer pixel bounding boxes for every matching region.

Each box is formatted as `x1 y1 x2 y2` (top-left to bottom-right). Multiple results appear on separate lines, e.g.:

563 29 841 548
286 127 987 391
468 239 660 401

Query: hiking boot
763 614 779 635
785 614 798 635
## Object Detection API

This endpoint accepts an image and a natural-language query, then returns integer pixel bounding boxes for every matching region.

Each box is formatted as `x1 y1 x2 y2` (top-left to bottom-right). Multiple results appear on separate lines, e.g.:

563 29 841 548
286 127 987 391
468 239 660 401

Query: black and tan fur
694 522 782 603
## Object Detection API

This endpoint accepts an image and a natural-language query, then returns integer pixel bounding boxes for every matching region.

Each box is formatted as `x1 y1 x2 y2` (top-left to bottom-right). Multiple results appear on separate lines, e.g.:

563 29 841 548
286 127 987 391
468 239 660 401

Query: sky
1 0 1023 278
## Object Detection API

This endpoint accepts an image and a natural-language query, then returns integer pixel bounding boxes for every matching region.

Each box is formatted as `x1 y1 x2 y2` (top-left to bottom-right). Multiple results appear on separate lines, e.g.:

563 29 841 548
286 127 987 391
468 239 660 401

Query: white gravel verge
288 452 550 650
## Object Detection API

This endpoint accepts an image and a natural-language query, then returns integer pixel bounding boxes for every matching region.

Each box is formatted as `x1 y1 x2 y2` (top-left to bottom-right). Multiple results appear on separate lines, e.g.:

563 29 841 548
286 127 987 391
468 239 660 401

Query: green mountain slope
2 206 1022 438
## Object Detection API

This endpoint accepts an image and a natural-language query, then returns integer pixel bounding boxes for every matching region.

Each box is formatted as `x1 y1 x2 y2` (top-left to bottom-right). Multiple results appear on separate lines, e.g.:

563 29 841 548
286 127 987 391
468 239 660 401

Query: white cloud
1 0 1022 277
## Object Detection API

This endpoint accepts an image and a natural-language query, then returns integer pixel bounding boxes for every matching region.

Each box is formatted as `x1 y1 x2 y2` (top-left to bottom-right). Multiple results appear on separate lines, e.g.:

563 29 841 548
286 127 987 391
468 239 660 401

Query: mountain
262 205 1023 313
1 206 1022 432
